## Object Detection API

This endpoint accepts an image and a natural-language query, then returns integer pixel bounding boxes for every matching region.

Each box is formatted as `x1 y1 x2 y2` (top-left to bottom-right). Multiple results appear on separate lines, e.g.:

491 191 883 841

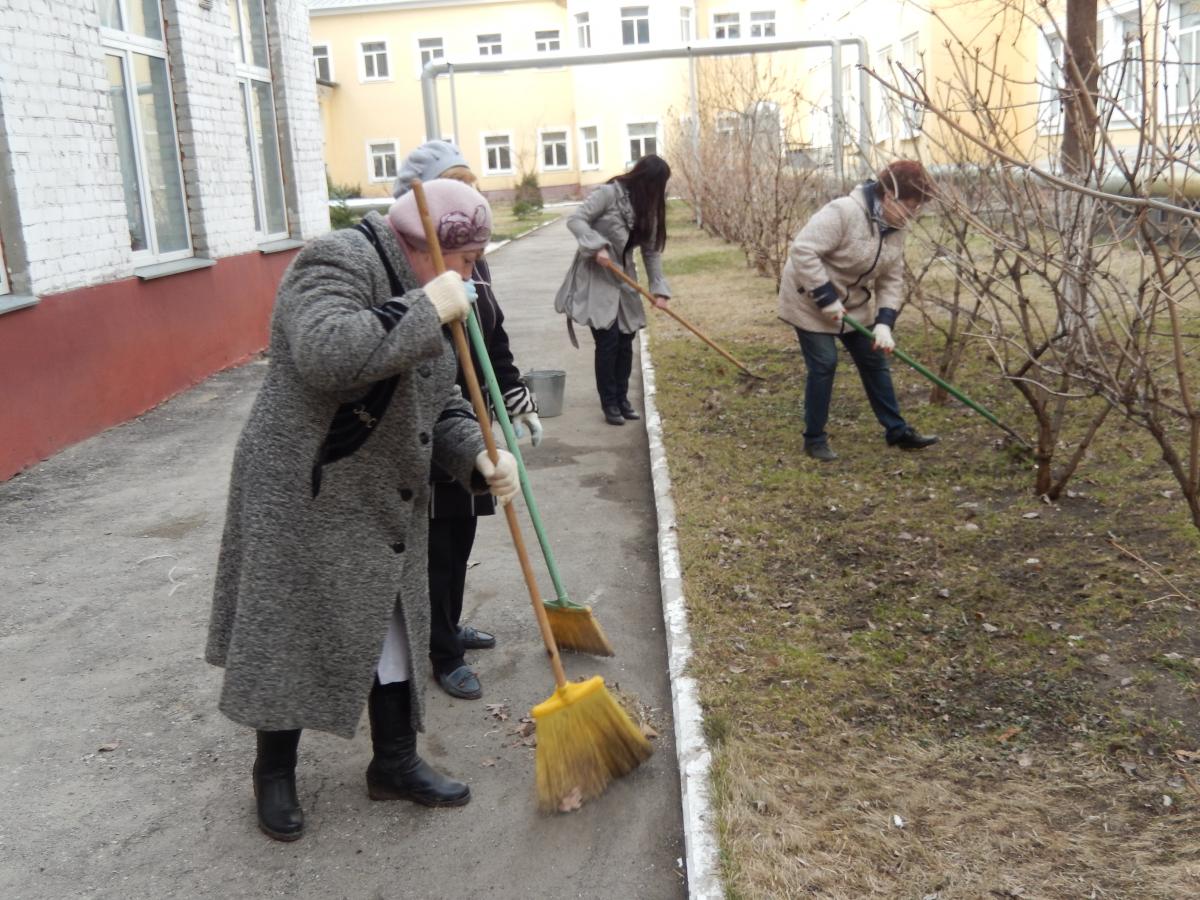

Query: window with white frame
101 0 191 260
477 33 502 56
1102 13 1142 119
900 32 923 136
369 142 398 181
750 11 775 38
713 13 740 40
418 37 444 68
313 44 332 82
536 30 560 52
540 130 569 169
580 125 600 169
681 6 692 41
874 45 893 139
1038 29 1065 131
627 122 658 161
361 40 389 79
715 110 740 139
576 12 591 49
484 134 513 173
621 7 650 46
232 0 288 238
1176 2 1200 111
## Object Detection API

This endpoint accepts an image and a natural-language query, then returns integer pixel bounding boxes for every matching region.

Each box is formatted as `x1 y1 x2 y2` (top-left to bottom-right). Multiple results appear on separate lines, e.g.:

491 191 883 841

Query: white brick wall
268 0 330 238
0 1 132 295
0 0 328 297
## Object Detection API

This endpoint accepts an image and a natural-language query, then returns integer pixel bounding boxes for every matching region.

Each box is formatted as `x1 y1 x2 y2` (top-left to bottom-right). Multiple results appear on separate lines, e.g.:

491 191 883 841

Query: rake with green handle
842 313 1030 449
464 305 615 656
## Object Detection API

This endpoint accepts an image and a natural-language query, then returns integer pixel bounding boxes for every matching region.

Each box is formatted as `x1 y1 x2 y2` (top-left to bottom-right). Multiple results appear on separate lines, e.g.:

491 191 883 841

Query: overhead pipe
419 37 874 175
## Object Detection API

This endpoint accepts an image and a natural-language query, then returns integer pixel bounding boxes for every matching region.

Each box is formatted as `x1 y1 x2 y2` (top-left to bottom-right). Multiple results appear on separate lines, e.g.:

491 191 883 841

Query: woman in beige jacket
778 160 939 460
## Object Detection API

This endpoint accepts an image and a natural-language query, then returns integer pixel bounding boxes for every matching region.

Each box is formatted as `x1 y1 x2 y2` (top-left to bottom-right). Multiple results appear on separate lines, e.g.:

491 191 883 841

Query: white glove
820 300 846 324
872 323 895 353
423 271 470 324
512 411 543 447
475 449 519 506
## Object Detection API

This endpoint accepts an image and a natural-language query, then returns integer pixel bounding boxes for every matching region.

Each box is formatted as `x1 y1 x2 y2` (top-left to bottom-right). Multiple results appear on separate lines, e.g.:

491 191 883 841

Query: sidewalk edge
640 330 723 900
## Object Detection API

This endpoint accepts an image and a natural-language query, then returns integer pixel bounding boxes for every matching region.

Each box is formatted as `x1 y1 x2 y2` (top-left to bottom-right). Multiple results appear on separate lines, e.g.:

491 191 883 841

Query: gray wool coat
206 211 487 739
554 182 670 334
778 183 906 334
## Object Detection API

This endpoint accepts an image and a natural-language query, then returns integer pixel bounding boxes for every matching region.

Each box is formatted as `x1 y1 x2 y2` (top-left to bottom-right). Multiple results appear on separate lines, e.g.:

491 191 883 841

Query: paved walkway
0 215 687 899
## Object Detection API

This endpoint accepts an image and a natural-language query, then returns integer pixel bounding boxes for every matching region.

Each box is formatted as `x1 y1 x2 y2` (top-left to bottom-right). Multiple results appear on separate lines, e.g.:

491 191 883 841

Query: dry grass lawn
650 202 1200 899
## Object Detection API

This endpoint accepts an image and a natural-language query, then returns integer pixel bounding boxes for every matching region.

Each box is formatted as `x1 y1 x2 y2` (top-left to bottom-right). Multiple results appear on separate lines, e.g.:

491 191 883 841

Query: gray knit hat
392 140 469 198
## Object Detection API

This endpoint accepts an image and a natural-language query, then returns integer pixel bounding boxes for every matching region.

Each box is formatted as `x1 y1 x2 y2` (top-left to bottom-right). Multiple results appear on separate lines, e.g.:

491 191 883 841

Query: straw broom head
531 676 653 812
544 605 615 657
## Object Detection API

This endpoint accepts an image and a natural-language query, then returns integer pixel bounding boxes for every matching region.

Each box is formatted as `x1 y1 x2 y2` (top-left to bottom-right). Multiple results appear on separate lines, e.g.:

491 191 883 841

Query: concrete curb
486 211 566 255
640 330 723 900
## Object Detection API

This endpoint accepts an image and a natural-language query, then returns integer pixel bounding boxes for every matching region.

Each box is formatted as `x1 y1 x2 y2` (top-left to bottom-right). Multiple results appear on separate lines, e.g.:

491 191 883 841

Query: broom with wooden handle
463 307 614 657
597 256 764 380
410 179 651 811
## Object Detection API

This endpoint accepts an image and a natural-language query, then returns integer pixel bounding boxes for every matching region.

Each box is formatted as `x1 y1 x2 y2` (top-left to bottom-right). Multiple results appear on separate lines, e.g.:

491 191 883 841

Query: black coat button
419 432 430 445
399 488 413 501
418 365 432 377
391 542 406 553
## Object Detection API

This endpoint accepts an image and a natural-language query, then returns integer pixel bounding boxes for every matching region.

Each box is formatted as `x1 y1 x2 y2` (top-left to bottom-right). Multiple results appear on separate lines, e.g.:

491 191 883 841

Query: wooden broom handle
598 256 763 379
410 179 568 689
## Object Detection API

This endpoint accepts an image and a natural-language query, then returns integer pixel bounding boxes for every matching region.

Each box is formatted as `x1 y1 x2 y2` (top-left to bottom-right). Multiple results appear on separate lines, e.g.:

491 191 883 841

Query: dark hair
608 154 670 263
876 160 935 203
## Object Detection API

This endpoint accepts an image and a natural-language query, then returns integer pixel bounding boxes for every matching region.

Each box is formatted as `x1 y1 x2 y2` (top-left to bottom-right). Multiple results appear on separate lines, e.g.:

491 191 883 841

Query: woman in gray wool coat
778 159 940 461
555 154 672 426
205 179 519 842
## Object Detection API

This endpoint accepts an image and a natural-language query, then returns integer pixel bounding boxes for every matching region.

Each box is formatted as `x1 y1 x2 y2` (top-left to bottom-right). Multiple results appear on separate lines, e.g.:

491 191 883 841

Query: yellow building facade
310 0 1196 197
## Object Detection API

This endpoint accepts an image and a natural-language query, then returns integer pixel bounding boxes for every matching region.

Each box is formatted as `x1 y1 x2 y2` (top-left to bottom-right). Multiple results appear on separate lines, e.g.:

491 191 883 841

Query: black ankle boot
602 404 626 426
253 729 304 841
366 680 470 807
617 399 640 420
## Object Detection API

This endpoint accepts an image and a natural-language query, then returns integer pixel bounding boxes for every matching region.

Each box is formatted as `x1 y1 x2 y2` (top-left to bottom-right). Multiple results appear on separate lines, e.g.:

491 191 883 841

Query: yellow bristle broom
411 180 652 811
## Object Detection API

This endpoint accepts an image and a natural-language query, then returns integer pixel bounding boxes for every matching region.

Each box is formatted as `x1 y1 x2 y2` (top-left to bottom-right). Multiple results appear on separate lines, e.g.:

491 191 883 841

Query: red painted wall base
0 249 297 481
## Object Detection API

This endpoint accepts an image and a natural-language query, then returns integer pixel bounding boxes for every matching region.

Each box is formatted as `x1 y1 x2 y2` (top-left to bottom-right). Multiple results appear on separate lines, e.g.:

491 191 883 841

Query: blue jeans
795 327 907 444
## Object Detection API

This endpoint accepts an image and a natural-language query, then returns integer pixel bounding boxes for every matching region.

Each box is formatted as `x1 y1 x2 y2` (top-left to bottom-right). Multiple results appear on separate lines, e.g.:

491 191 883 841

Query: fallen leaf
996 726 1022 743
480 758 497 768
728 666 746 674
485 703 510 722
558 786 583 813
98 742 120 753
1173 749 1200 763
1022 512 1040 519
982 623 999 633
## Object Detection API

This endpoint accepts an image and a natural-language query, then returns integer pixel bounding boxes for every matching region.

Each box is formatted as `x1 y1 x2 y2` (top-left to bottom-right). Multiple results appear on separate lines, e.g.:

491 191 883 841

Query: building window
540 130 569 169
369 142 398 181
313 45 332 82
477 33 502 56
576 12 591 49
627 122 658 161
418 37 444 68
580 125 600 169
101 0 191 260
621 6 650 46
232 0 287 238
1176 2 1200 111
900 32 923 135
361 40 390 80
483 134 513 174
750 11 775 38
681 7 692 41
713 13 740 40
536 30 560 52
875 45 893 139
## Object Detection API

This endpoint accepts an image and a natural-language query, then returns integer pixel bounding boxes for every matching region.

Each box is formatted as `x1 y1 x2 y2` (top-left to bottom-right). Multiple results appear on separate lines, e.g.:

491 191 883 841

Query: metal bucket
521 369 566 418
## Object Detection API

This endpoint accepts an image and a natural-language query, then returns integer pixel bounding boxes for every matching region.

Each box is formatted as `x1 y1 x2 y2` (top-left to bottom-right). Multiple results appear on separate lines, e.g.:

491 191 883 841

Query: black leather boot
617 399 641 420
602 404 626 426
253 729 304 842
366 680 471 807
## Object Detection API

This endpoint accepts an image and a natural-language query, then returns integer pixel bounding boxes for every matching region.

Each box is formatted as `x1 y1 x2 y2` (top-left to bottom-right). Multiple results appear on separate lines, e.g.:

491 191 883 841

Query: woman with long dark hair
555 154 671 425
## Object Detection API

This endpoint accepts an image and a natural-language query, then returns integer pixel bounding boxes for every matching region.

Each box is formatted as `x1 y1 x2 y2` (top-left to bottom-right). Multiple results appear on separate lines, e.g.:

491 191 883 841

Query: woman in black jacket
393 142 542 700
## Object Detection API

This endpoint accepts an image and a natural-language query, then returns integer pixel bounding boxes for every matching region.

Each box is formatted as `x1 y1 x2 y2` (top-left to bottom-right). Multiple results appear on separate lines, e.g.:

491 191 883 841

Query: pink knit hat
387 178 492 252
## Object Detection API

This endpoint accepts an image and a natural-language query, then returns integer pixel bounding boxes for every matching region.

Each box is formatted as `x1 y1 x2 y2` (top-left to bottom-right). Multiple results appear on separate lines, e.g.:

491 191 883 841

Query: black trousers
590 323 635 407
427 515 478 676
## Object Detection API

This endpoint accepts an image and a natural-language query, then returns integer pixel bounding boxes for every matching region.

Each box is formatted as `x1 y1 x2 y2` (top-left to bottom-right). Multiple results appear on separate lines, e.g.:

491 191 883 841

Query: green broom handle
465 306 575 608
842 314 1030 448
